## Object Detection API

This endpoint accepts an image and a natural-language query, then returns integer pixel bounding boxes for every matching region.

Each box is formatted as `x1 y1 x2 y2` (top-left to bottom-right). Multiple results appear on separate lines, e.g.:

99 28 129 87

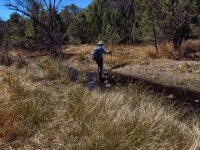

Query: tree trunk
151 9 159 55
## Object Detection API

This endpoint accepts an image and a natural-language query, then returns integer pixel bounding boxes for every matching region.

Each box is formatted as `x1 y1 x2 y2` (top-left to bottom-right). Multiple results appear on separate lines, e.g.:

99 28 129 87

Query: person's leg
95 59 103 81
95 59 101 80
99 59 103 81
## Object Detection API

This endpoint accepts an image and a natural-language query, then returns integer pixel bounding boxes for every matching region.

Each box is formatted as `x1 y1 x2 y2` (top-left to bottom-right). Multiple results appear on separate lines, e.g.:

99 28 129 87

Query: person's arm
103 48 112 55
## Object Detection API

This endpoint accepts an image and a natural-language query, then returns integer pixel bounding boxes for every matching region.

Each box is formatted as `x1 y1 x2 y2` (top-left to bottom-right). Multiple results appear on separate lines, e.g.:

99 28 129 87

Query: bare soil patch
114 59 200 92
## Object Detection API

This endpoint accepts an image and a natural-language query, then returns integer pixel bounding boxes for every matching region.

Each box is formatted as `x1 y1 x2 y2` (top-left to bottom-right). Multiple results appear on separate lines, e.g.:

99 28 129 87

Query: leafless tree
5 0 65 57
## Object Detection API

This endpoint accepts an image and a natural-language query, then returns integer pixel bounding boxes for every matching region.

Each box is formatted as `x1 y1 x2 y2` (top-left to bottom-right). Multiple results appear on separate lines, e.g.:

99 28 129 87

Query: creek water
67 67 112 90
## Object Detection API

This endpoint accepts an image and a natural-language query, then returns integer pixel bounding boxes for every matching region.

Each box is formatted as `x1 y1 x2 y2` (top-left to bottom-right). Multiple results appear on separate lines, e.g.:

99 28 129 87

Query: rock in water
106 84 111 88
168 94 174 99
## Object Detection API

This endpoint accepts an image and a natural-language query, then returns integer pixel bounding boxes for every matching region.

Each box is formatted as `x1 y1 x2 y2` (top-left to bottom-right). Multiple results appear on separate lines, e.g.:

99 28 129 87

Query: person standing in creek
92 41 112 82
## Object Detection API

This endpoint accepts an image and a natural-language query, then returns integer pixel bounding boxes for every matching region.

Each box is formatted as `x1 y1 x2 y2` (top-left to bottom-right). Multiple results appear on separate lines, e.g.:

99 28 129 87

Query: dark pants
95 58 103 81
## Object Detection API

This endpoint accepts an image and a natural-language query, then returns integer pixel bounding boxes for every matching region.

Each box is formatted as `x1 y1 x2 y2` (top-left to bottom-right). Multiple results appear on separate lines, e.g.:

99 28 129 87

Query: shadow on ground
67 65 200 116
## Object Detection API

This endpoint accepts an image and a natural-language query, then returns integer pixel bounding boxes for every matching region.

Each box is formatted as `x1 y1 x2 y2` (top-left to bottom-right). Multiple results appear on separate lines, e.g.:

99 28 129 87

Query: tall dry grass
145 44 175 59
0 54 200 149
64 44 176 67
0 71 53 142
64 85 200 150
35 58 70 84
145 40 200 60
182 40 200 51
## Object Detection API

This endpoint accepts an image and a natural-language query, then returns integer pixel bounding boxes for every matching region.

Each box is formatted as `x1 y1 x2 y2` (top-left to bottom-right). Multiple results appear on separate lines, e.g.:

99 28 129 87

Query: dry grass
15 53 27 69
64 85 200 150
1 75 199 149
0 51 13 66
64 44 146 65
181 40 200 60
64 44 175 66
145 44 174 59
0 46 200 149
0 50 28 68
0 71 53 142
145 40 200 60
36 58 70 84
182 40 200 51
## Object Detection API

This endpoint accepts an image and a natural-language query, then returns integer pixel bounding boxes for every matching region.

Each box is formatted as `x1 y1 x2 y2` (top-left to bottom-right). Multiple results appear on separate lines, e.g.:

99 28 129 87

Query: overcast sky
0 0 93 20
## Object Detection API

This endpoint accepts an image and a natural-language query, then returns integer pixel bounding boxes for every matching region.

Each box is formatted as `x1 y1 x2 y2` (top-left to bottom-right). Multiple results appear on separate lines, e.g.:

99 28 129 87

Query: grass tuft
64 85 200 150
0 72 53 142
37 58 69 84
145 44 174 59
67 86 89 121
3 71 28 100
